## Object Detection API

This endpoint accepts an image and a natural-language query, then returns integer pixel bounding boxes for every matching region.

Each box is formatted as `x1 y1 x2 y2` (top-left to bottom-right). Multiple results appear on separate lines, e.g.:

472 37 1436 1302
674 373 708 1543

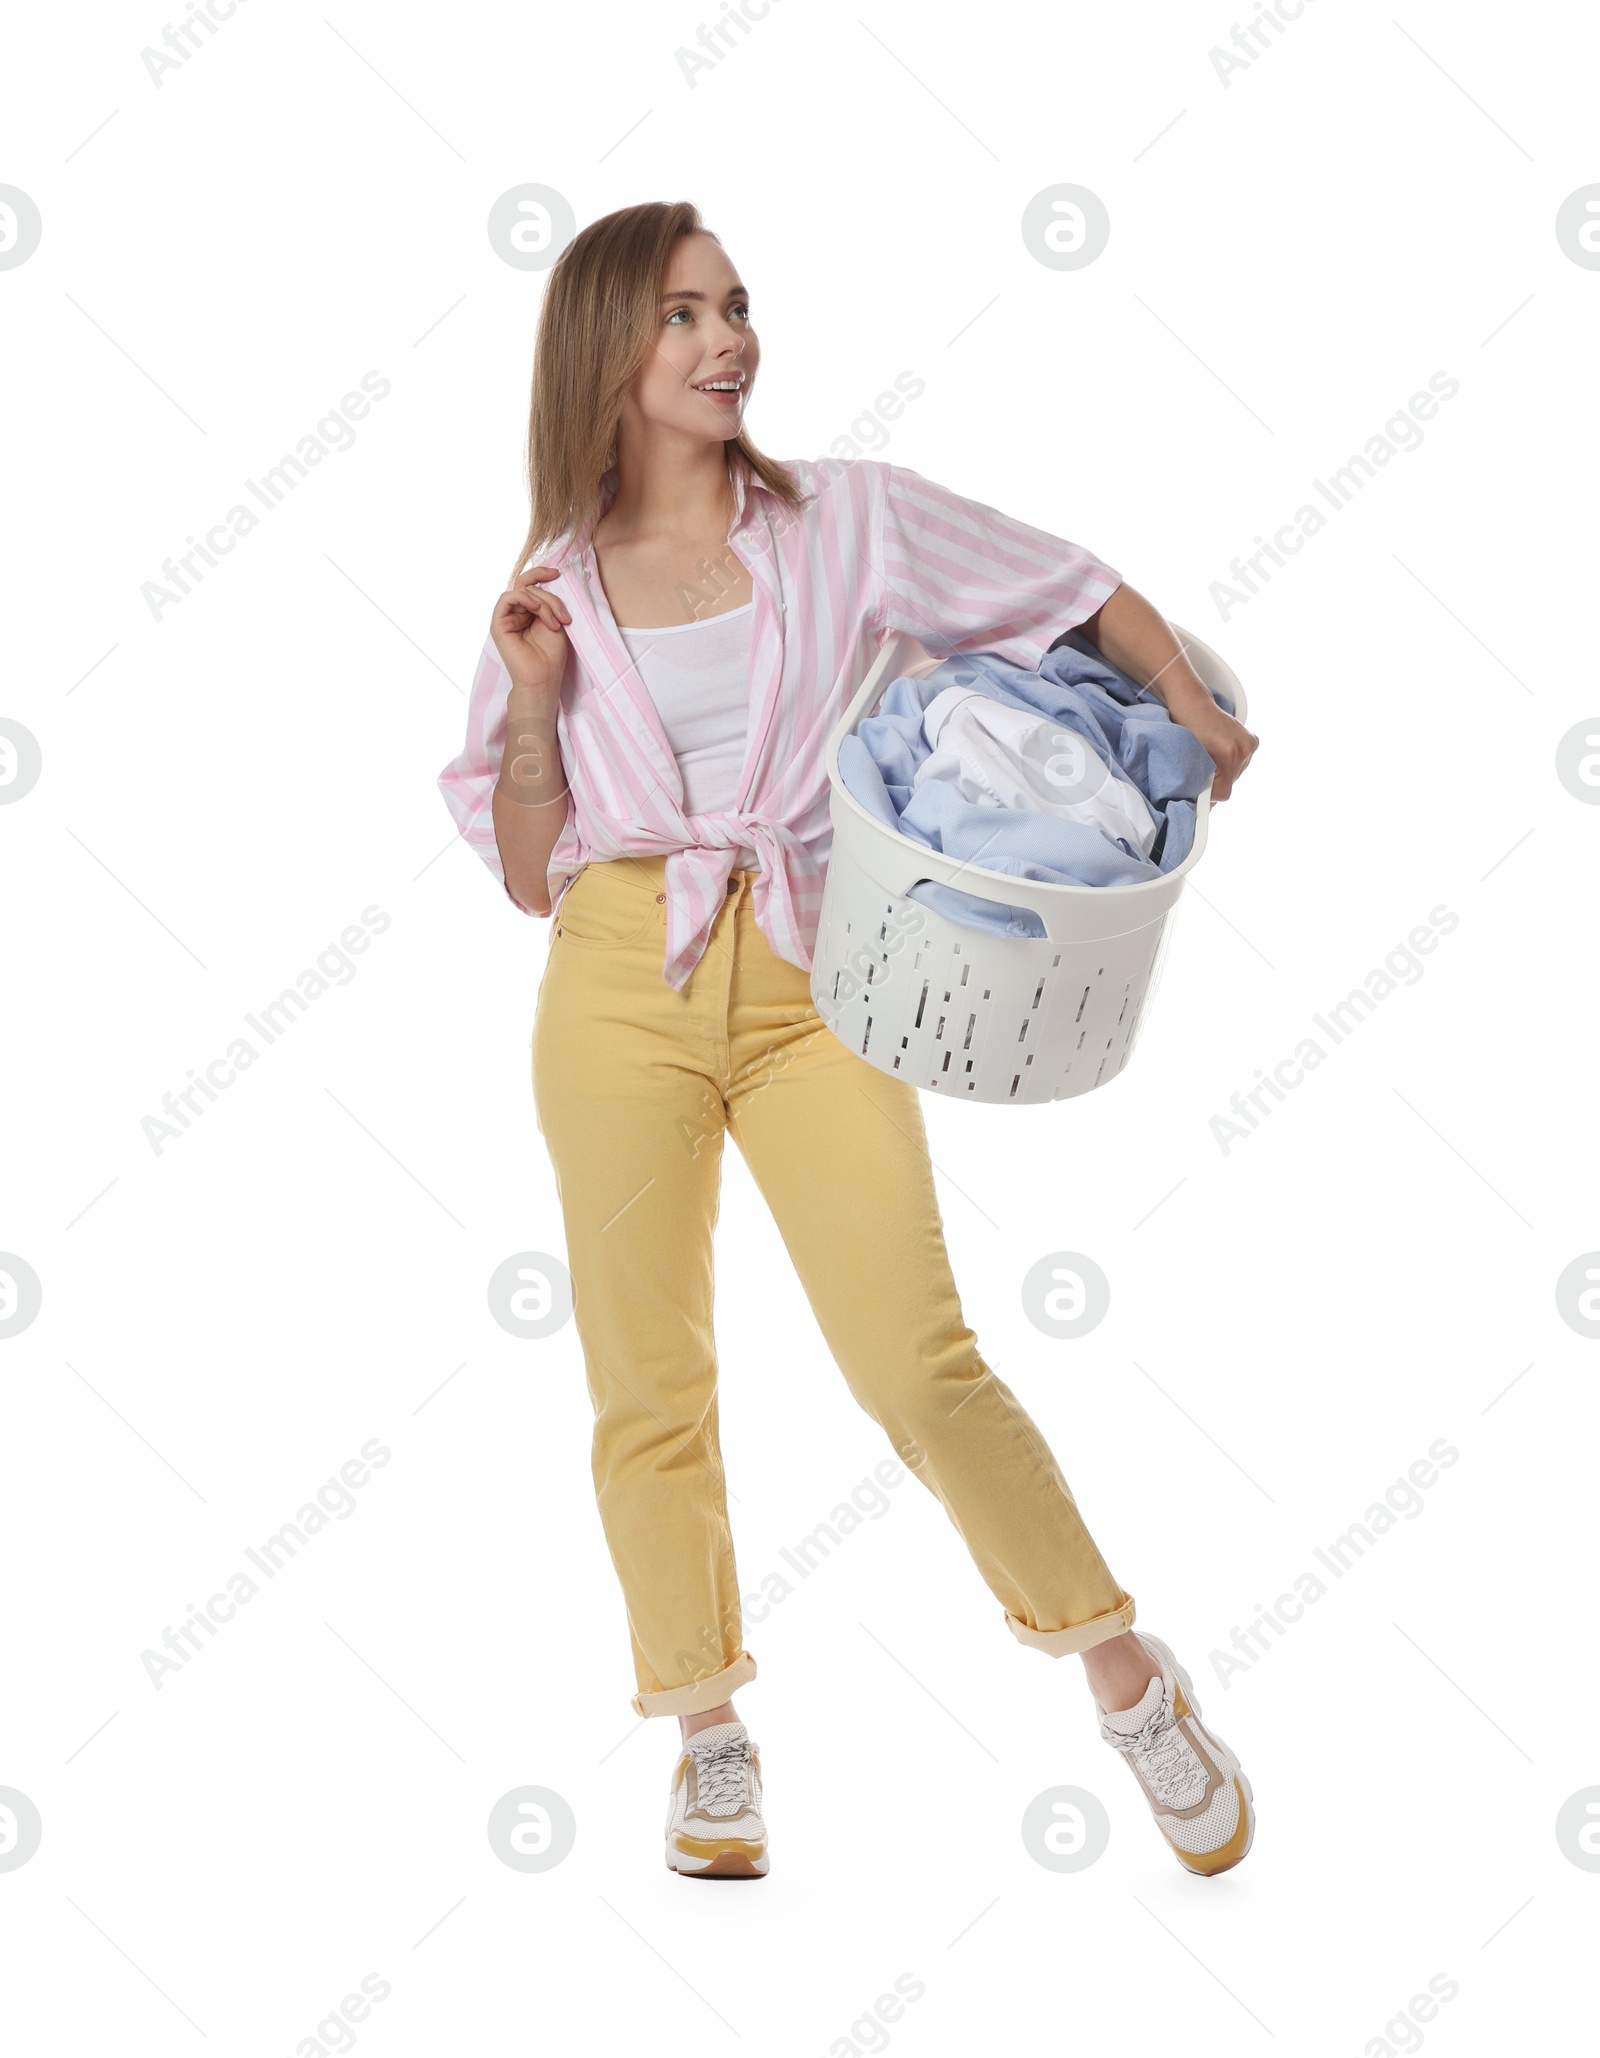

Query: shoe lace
690 1735 754 1815
1104 1698 1206 1808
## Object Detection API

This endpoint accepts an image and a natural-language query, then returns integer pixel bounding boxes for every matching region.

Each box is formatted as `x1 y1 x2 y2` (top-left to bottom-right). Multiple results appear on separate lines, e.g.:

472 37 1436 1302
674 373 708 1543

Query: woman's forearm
492 688 571 916
1077 583 1210 711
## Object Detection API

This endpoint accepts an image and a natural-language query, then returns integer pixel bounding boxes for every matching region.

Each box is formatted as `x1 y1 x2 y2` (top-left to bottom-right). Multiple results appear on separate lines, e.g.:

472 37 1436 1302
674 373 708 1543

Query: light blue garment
836 630 1233 937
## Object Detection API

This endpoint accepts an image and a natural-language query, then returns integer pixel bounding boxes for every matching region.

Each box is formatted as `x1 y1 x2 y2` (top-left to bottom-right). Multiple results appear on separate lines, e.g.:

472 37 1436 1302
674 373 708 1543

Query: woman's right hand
490 565 572 698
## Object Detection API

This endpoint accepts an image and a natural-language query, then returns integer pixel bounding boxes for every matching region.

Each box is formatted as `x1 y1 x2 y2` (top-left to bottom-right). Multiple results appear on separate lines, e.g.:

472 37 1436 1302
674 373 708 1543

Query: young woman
439 200 1261 1881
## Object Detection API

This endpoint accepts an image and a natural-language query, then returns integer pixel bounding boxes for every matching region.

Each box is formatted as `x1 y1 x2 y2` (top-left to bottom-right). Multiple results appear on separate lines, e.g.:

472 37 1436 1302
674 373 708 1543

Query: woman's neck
593 436 737 547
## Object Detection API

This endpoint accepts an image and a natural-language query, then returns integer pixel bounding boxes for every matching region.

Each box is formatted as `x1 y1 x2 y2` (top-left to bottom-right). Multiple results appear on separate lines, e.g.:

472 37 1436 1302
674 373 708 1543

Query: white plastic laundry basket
809 626 1247 1105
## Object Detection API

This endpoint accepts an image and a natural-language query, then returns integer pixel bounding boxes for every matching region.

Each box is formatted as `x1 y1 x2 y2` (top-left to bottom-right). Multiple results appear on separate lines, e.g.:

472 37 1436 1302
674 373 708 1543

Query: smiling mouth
692 375 745 400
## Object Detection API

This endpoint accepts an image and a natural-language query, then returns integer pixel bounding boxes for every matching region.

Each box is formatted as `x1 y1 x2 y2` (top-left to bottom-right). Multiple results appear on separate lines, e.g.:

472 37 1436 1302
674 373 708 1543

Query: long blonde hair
510 200 805 580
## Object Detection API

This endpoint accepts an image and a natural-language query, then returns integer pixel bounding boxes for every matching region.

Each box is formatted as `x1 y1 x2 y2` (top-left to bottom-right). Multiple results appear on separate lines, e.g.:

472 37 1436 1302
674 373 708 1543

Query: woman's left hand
1164 684 1259 803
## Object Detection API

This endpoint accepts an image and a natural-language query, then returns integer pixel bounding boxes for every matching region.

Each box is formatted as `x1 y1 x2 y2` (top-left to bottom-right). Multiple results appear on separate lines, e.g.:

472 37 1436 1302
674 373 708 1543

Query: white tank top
618 601 759 869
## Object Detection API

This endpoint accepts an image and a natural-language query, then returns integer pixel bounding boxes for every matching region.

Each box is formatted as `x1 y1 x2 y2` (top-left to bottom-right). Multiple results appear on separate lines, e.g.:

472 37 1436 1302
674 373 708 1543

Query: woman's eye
664 301 747 325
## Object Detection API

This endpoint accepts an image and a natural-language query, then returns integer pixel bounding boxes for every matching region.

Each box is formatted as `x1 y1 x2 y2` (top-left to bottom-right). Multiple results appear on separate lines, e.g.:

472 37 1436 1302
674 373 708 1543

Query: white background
3 0 1597 2050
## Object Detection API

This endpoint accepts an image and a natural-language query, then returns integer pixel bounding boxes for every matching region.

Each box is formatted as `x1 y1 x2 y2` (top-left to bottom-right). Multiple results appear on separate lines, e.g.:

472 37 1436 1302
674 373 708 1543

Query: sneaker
1095 1633 1255 1875
665 1720 769 1879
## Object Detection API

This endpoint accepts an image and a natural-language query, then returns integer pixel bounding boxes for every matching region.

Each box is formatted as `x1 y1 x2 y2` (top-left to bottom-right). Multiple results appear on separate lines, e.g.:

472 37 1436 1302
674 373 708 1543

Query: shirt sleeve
437 633 568 917
873 462 1123 670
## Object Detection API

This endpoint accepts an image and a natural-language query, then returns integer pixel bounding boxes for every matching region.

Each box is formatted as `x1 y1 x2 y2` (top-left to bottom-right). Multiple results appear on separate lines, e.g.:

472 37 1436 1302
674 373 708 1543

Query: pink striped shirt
437 456 1121 989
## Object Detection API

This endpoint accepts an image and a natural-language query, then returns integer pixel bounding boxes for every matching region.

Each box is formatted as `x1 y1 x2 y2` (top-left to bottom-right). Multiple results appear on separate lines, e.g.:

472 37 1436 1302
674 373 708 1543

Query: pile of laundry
835 629 1236 938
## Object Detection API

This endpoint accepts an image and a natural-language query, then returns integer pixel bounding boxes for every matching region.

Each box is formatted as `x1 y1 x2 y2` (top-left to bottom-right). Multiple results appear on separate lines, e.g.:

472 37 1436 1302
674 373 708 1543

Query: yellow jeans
531 854 1136 1717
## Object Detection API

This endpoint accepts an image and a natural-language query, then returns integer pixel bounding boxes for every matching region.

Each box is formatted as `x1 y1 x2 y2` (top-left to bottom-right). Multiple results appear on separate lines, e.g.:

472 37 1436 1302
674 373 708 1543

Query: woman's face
625 230 758 446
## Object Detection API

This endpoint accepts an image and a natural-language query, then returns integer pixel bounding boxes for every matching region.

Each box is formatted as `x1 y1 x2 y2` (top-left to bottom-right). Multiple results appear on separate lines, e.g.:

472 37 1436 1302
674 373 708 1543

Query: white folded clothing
913 685 1160 857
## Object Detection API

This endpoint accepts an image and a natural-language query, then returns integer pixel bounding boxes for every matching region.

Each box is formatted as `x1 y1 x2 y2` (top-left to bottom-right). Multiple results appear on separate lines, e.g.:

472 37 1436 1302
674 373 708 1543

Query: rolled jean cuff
1004 1592 1136 1658
630 1649 758 1719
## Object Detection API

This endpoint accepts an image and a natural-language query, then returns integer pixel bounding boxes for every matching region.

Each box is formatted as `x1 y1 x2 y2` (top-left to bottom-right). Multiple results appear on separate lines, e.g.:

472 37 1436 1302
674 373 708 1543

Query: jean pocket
555 871 656 949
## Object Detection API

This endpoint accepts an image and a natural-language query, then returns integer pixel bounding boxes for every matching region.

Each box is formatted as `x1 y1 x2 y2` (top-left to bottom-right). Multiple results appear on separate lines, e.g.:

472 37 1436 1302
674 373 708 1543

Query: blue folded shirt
836 629 1233 937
